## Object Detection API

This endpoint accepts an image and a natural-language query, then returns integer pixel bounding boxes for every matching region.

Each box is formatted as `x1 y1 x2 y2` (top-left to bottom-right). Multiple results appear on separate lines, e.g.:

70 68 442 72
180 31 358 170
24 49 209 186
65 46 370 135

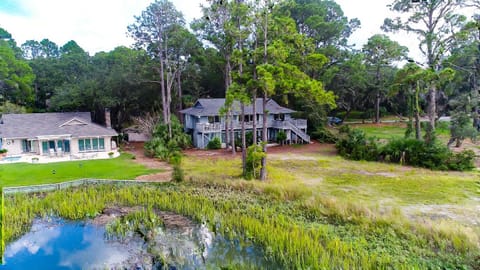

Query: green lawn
352 121 451 141
0 153 158 187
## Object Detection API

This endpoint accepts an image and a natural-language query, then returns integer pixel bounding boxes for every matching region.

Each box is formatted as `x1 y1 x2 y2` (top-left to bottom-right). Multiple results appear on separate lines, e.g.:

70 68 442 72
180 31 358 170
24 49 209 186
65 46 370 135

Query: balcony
196 122 222 133
195 118 307 133
271 119 307 129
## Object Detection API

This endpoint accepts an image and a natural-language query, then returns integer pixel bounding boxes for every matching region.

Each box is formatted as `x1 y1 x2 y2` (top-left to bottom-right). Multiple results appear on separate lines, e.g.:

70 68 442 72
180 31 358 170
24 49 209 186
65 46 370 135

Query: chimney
105 108 111 129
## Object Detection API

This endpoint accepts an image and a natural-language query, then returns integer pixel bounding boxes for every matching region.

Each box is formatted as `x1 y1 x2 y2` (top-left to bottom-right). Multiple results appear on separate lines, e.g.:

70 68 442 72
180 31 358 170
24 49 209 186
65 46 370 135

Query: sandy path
124 142 172 182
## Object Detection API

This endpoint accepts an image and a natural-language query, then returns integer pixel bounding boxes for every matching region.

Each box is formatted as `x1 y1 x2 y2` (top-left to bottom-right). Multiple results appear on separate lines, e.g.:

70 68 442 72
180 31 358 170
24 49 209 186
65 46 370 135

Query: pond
1 215 275 269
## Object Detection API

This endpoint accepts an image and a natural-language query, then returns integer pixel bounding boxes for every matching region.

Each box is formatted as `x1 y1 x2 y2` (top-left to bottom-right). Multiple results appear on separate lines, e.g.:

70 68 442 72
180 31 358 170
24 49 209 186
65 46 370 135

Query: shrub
169 152 184 182
277 131 287 145
336 128 475 171
0 149 7 154
144 116 191 161
235 131 254 148
381 138 475 171
382 139 450 170
338 125 351 134
207 137 221 150
311 126 337 143
446 150 476 171
335 129 379 161
245 144 265 180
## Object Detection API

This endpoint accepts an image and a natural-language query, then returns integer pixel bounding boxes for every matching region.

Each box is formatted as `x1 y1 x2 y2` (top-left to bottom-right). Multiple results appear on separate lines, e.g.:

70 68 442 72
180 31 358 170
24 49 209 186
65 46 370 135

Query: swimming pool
1 156 22 162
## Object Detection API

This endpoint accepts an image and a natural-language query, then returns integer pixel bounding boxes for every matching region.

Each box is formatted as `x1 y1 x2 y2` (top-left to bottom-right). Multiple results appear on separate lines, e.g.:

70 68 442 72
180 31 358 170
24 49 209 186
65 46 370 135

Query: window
79 139 85 151
274 114 285 121
79 138 106 152
42 141 48 153
208 116 220 123
92 138 99 150
244 115 253 122
22 140 32 153
57 140 63 151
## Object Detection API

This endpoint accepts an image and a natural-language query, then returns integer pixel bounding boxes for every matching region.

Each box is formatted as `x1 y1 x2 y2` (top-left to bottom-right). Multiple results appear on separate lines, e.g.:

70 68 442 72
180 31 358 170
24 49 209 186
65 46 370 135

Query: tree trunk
241 103 246 176
159 53 167 126
415 83 421 140
252 92 257 145
259 3 268 181
231 110 236 155
260 94 268 181
428 84 436 130
225 115 230 149
375 90 380 123
177 70 183 123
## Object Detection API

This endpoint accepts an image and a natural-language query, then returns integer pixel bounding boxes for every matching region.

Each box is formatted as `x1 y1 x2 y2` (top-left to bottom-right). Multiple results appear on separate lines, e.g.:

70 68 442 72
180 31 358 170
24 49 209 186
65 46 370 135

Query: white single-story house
0 112 118 163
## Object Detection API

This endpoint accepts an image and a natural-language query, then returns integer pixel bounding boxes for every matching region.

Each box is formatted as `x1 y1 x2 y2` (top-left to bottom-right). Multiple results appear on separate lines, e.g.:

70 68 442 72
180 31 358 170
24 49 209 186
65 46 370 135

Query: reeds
3 183 478 269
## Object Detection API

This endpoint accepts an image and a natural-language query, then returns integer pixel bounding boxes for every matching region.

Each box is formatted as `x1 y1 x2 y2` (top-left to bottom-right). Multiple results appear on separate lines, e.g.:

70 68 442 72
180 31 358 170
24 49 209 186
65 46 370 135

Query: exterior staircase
286 121 310 143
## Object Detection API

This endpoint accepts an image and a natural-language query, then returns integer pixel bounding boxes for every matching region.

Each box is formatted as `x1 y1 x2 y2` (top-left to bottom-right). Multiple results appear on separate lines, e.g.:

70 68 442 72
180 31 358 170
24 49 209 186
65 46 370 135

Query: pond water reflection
1 217 275 269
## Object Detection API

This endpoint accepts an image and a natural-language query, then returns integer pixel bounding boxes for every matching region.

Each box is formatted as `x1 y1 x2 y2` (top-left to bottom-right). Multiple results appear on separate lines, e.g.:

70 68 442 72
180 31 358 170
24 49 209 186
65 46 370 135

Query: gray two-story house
180 98 310 149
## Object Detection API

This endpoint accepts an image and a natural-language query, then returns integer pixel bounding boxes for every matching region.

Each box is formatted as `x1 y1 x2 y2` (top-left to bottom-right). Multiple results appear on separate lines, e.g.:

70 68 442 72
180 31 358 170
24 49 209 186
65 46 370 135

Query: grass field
0 153 159 187
350 121 451 141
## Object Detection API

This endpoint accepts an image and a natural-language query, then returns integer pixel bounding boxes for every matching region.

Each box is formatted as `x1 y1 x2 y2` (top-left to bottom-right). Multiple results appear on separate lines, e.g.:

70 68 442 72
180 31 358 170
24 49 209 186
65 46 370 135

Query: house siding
2 139 23 155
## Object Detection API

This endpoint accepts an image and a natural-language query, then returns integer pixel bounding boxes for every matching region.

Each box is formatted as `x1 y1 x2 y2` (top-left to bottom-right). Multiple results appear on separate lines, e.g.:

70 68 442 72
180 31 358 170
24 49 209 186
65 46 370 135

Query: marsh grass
105 208 163 240
4 183 479 269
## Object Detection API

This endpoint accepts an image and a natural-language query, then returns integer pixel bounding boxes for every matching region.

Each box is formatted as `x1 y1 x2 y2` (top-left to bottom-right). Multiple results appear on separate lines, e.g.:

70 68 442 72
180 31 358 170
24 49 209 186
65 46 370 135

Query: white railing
196 122 223 133
195 118 307 133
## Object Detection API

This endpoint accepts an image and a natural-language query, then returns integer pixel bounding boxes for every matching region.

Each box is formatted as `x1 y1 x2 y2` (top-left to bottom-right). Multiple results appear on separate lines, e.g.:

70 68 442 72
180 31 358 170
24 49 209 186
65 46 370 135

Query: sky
0 0 446 62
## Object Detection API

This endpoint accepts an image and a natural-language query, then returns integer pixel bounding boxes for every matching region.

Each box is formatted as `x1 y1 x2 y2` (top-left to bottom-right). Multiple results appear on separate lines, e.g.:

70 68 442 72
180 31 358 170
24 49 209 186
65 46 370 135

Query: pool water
1 217 276 269
1 156 21 162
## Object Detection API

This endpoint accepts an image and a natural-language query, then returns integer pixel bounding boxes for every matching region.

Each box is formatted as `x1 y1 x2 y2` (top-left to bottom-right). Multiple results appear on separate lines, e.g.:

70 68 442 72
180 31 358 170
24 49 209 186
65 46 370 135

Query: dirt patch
356 170 398 178
91 206 196 232
123 142 172 182
402 203 480 227
91 206 143 226
155 210 196 230
301 177 324 186
183 141 337 160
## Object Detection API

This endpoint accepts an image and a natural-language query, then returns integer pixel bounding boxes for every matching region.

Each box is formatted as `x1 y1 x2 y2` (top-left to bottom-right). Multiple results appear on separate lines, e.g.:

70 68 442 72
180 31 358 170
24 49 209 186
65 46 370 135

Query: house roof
0 112 117 139
180 98 295 117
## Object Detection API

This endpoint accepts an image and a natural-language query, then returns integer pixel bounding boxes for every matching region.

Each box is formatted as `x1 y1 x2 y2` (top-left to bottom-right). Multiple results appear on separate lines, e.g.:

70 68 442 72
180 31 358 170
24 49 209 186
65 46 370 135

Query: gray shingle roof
0 112 117 139
180 98 295 117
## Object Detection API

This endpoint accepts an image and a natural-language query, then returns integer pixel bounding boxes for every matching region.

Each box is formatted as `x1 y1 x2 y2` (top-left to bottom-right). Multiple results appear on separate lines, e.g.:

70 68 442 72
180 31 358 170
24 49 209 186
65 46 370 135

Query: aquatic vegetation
4 183 479 269
105 208 163 240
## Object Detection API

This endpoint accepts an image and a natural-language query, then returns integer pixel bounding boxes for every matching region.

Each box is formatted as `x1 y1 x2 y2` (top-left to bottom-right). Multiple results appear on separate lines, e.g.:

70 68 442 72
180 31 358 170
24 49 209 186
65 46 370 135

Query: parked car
327 116 343 125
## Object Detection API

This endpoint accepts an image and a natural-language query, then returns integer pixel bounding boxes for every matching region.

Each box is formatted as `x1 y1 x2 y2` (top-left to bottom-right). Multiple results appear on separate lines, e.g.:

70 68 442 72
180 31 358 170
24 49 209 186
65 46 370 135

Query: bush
336 128 475 171
235 131 254 149
311 126 337 143
335 129 380 161
382 139 450 170
207 137 221 149
0 149 7 154
277 131 287 145
381 138 475 171
245 144 265 180
338 125 352 134
144 116 191 161
446 150 476 171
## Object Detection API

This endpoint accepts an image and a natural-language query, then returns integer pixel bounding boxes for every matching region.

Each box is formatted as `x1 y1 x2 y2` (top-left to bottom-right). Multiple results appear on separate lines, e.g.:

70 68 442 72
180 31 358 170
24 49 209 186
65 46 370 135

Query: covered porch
28 135 72 157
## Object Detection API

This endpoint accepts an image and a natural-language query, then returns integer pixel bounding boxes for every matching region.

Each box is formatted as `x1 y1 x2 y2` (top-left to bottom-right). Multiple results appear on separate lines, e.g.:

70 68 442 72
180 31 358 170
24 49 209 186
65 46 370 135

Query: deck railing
196 118 307 133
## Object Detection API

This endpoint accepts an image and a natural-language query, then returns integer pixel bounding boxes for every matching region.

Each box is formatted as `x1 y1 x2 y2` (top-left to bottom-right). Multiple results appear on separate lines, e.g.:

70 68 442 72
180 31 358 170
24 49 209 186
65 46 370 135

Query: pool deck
0 151 120 164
